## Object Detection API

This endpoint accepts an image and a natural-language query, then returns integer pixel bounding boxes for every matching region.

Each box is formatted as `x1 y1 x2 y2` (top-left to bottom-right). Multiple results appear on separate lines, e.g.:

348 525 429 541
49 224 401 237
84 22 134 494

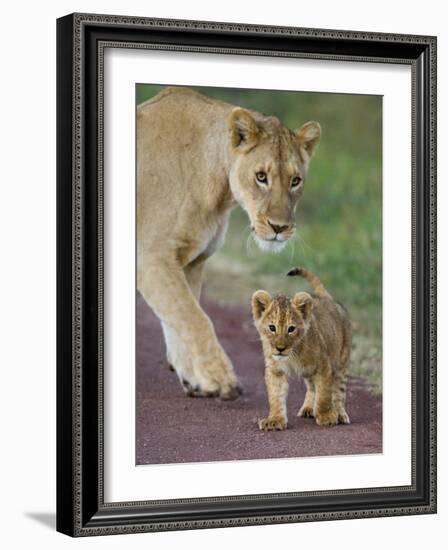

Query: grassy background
137 85 383 392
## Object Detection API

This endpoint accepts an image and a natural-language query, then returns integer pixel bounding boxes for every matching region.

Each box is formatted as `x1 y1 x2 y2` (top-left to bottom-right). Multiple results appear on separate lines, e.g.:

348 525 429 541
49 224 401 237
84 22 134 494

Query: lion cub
252 267 351 430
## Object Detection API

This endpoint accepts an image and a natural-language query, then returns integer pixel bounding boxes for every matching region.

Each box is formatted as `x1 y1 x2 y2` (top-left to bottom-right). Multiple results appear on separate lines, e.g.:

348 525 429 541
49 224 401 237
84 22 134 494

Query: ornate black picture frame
56 13 437 537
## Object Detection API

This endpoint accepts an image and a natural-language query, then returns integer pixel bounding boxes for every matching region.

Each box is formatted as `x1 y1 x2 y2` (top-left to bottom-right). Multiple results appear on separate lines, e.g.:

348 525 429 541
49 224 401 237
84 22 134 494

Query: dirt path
136 291 382 465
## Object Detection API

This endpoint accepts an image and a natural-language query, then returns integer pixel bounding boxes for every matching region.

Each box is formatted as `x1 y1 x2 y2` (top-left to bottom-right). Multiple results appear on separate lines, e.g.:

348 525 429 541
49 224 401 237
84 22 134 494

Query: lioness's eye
287 325 296 333
256 171 268 184
268 324 276 333
291 175 302 188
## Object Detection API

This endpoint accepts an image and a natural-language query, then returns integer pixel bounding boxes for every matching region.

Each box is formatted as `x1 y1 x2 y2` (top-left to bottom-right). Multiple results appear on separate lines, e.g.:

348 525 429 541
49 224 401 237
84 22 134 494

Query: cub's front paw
258 416 287 431
297 405 314 418
315 409 338 426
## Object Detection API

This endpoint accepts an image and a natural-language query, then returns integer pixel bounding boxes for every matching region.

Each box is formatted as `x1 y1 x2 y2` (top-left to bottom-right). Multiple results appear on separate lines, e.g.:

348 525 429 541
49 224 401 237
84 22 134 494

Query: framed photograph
56 13 437 536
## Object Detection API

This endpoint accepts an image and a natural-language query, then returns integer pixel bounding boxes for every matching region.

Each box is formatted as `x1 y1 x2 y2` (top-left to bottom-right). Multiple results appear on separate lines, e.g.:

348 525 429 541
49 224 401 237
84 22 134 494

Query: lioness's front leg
162 258 207 396
161 323 202 395
138 257 240 399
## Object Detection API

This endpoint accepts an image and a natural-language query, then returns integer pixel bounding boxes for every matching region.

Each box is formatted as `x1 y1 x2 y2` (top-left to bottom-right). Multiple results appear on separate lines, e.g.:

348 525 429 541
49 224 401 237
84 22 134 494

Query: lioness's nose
268 220 290 234
276 345 286 352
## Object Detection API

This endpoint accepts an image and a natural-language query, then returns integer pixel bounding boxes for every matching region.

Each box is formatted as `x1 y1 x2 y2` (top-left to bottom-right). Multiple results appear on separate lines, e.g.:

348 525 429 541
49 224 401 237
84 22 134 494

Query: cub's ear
228 108 259 152
295 121 321 158
292 292 313 320
251 290 272 321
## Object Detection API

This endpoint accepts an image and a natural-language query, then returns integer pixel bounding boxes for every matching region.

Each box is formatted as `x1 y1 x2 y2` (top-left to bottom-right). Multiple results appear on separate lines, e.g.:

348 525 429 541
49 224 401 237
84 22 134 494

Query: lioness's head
228 108 321 252
251 290 313 361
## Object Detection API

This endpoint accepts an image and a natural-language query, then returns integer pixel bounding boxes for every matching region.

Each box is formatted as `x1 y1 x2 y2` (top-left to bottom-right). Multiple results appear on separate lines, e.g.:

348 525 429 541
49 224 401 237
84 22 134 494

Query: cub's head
228 108 321 252
251 290 313 361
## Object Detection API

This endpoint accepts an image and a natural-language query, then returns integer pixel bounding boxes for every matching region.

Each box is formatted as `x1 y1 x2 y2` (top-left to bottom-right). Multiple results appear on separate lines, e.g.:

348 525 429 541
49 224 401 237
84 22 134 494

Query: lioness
137 87 321 399
252 267 351 429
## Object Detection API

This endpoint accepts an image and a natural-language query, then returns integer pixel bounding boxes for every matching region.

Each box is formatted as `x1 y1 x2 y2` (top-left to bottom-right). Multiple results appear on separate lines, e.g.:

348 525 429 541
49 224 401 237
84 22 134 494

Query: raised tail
287 267 332 299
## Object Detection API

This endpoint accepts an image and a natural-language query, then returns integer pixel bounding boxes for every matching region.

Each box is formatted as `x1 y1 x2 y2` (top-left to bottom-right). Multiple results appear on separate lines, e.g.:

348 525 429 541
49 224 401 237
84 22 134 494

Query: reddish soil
136 291 382 465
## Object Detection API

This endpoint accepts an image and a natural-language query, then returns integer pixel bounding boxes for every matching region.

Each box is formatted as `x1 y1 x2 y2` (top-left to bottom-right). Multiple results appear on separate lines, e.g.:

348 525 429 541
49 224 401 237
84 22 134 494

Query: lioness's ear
251 290 272 321
229 108 259 152
292 292 313 320
295 121 321 158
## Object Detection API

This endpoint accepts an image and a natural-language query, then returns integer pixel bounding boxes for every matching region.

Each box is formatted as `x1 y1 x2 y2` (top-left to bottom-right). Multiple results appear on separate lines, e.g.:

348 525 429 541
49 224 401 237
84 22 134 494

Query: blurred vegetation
137 84 382 393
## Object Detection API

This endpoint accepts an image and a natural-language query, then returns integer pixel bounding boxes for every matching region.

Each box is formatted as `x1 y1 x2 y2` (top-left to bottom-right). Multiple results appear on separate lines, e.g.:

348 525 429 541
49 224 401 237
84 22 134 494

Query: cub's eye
256 171 268 184
268 324 276 333
291 175 302 188
287 325 296 333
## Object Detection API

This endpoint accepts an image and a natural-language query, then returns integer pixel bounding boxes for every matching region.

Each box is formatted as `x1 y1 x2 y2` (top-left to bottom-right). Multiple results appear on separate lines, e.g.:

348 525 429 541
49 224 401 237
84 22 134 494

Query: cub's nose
276 345 286 353
268 220 290 234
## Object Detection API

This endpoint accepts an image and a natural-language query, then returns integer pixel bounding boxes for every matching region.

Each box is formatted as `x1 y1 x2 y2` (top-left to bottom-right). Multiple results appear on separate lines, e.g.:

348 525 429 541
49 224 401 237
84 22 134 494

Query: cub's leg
138 256 240 400
259 367 289 431
297 377 315 418
333 359 350 424
313 364 338 426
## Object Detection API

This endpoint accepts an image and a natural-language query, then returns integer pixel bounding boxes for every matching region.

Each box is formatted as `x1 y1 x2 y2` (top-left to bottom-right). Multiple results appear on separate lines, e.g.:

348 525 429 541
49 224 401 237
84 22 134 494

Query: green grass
137 84 383 393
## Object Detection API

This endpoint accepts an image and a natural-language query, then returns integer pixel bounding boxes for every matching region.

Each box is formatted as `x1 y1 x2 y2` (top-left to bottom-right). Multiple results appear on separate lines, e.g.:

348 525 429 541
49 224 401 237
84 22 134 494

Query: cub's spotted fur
252 267 351 430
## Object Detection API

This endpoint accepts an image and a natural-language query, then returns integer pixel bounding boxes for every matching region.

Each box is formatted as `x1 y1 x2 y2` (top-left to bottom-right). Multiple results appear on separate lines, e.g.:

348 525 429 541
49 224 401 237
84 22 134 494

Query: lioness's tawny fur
137 87 321 399
252 267 351 430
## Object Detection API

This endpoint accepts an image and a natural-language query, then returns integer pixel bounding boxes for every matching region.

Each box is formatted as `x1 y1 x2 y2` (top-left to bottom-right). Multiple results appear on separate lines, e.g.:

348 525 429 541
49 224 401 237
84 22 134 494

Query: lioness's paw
182 379 219 398
337 410 351 424
297 405 314 418
258 416 287 431
315 410 338 426
194 353 241 401
220 384 243 401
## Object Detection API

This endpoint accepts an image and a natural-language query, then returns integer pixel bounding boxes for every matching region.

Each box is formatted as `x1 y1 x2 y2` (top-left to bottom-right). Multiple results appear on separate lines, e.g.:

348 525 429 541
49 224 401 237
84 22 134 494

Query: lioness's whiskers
289 237 297 261
298 234 319 255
